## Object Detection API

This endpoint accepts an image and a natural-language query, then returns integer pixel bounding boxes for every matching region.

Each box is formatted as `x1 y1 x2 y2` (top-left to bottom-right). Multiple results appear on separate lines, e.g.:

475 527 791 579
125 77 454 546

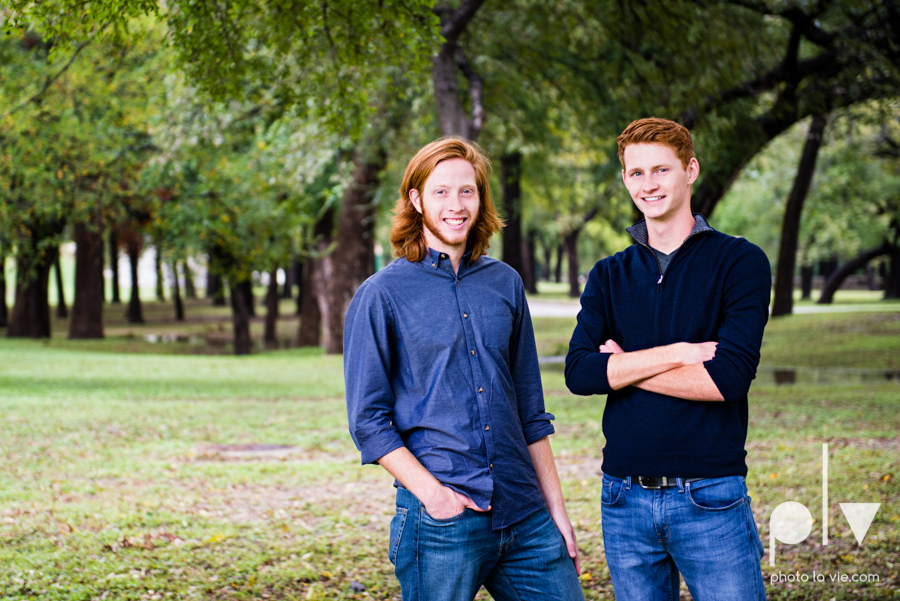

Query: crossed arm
602 339 725 401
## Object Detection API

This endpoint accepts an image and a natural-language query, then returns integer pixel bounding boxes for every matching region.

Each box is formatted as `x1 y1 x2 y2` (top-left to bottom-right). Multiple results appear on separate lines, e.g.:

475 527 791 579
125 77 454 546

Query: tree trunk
431 1 486 139
264 268 279 349
293 258 304 315
297 257 321 347
432 43 470 138
69 222 105 339
281 260 295 299
230 279 253 355
771 114 827 318
541 237 553 282
563 229 581 298
301 206 335 348
183 260 196 299
500 151 524 278
208 273 226 306
8 250 54 338
171 260 184 321
126 240 143 324
800 265 814 301
0 247 7 328
154 246 165 301
819 257 839 280
321 152 382 354
521 229 538 294
555 242 564 283
818 244 891 304
883 247 900 300
54 251 68 319
109 229 121 304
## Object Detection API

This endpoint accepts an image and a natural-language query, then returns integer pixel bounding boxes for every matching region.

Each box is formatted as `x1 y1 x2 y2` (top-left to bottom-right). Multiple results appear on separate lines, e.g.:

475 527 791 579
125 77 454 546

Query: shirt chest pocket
480 308 513 350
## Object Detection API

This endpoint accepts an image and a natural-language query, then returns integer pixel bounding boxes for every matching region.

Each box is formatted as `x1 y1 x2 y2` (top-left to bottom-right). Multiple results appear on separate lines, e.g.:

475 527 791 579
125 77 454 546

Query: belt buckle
638 476 667 489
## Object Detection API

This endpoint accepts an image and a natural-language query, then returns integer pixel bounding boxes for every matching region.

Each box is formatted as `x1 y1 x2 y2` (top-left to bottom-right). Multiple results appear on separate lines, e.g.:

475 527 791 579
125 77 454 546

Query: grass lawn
1 306 898 600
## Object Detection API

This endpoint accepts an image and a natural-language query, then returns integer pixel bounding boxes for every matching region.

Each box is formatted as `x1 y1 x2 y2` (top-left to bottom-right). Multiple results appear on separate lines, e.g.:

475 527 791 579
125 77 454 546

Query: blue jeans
390 487 584 601
601 475 766 601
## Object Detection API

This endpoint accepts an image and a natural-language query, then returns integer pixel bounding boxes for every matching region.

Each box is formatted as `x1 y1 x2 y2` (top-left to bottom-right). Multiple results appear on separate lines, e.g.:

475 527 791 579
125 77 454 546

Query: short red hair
617 118 694 169
390 137 503 263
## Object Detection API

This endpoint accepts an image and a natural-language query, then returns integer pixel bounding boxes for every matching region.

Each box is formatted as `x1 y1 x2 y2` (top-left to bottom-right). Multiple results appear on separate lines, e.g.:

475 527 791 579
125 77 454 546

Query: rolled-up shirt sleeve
565 262 614 396
704 244 772 403
510 279 555 444
344 280 405 464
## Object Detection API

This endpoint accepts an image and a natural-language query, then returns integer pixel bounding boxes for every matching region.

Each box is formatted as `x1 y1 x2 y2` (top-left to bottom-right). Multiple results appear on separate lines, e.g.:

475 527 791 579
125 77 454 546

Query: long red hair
390 137 503 263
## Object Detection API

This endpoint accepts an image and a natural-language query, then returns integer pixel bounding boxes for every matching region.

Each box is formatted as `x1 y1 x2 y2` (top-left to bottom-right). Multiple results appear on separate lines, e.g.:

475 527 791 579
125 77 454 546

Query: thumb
459 493 489 512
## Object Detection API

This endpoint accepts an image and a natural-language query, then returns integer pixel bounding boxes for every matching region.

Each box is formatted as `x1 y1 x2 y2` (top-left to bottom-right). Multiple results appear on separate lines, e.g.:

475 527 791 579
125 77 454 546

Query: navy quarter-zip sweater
565 215 771 478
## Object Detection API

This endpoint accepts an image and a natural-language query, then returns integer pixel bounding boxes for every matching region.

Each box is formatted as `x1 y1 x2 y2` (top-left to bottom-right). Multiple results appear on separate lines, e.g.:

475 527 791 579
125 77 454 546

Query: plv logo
768 443 881 566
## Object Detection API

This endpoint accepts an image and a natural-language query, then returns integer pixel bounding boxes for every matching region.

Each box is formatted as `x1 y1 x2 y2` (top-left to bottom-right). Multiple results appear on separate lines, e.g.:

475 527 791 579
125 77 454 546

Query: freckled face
409 158 480 253
622 143 699 223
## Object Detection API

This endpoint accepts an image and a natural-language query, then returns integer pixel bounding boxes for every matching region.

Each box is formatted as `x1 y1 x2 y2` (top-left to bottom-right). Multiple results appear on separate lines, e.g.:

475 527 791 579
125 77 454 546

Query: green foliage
0 23 162 272
716 105 900 266
137 69 349 281
5 0 442 137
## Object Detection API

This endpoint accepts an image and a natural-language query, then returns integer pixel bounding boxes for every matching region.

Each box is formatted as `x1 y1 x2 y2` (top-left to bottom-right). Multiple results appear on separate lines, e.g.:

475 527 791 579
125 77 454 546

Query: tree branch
682 47 836 127
436 0 487 43
3 21 110 119
726 0 836 46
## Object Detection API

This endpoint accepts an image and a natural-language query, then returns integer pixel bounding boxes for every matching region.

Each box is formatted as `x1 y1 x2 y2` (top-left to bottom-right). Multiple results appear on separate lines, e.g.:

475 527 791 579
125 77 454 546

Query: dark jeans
390 487 584 601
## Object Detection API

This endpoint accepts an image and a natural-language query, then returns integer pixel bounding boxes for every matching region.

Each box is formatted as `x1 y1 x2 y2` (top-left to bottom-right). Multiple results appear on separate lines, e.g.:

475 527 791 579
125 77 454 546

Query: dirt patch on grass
556 456 605 481
191 476 396 527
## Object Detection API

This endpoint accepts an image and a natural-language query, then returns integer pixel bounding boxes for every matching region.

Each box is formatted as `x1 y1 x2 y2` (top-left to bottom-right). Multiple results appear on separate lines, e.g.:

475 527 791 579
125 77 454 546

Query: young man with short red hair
566 118 770 600
345 138 583 601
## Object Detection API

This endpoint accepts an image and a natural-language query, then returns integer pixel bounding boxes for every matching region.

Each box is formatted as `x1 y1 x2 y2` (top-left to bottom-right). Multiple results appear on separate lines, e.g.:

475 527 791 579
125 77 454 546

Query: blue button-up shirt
344 248 554 529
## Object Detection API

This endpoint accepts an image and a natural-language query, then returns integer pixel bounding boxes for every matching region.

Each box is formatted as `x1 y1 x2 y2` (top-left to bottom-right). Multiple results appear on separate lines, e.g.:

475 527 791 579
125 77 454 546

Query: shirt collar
424 247 473 271
626 213 713 247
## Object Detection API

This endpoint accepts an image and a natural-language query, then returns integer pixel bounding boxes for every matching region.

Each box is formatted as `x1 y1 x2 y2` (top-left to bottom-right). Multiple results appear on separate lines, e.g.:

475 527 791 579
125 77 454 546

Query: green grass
1 308 899 599
761 312 900 370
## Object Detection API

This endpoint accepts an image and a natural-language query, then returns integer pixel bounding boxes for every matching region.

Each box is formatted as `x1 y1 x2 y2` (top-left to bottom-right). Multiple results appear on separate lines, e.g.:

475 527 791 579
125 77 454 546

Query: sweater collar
626 213 714 247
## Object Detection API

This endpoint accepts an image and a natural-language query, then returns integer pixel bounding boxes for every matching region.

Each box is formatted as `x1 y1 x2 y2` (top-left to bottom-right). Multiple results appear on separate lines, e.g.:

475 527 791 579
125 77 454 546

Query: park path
527 298 900 318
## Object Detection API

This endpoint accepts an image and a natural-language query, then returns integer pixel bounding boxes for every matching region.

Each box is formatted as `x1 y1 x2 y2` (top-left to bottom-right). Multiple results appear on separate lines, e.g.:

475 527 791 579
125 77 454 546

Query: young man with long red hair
566 118 770 600
344 137 583 601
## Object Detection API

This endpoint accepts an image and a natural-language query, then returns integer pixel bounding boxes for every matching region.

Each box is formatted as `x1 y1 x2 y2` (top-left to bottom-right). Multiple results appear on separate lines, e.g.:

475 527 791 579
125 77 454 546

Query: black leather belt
632 476 704 489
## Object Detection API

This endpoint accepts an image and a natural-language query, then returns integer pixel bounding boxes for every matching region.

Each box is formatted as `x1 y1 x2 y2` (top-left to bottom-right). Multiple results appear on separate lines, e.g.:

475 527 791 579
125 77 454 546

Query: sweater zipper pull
657 274 664 285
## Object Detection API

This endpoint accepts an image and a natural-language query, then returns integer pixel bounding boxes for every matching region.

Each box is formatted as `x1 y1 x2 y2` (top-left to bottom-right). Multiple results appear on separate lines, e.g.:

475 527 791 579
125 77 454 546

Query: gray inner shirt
652 247 677 276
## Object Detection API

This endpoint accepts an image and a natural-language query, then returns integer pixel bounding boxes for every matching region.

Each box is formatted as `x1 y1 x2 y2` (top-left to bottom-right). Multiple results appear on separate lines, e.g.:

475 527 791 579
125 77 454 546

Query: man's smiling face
410 158 480 254
622 143 699 223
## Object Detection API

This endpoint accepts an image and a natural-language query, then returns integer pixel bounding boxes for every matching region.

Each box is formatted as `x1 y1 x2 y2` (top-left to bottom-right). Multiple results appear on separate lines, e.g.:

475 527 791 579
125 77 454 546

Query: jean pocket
600 476 625 507
421 505 468 524
388 507 407 566
686 476 746 512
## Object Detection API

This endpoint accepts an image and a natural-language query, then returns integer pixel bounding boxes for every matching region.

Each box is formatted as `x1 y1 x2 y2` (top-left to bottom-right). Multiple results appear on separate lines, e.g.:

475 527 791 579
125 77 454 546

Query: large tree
1 20 160 339
771 114 828 317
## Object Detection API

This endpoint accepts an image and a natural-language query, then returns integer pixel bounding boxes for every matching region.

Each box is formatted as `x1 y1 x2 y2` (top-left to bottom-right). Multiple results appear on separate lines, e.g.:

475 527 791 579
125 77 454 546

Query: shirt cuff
522 416 556 446
356 427 406 465
565 350 613 396
703 357 749 403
